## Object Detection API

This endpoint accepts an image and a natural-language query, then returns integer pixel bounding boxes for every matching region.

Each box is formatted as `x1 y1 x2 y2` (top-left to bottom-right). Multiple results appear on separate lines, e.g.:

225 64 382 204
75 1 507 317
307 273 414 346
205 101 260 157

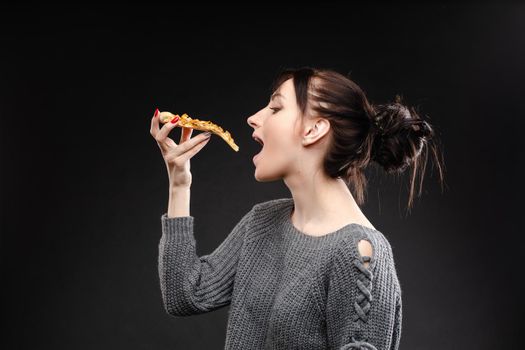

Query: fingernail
170 116 180 124
154 108 159 117
204 132 212 137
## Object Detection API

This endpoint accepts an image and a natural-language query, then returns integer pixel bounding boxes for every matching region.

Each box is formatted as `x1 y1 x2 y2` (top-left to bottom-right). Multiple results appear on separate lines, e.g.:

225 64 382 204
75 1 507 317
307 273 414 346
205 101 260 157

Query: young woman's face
247 78 305 182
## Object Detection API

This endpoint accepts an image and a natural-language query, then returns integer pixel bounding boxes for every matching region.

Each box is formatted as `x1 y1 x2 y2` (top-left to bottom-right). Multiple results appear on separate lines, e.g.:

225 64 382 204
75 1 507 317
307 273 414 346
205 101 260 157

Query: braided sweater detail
158 197 402 349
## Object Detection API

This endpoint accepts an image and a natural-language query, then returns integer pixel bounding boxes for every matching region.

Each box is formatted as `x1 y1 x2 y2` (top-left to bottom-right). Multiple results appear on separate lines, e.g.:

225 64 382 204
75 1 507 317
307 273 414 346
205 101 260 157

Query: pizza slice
159 111 239 152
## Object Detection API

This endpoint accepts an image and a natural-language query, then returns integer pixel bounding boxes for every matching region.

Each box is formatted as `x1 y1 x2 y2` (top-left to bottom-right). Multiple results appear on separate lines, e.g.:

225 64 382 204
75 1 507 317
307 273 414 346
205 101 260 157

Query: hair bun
370 95 435 173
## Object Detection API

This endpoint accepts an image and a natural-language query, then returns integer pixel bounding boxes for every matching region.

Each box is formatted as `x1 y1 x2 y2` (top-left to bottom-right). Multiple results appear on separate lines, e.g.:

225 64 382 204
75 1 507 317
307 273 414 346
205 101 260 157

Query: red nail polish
171 116 180 124
154 108 159 117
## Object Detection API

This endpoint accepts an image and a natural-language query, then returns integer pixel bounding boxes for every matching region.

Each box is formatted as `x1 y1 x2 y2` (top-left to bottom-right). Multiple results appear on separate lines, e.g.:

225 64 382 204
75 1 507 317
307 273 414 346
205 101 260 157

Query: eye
269 107 281 114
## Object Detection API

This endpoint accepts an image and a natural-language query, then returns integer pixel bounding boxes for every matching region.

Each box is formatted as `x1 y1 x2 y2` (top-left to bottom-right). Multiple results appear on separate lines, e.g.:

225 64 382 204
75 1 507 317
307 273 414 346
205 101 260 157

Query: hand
150 109 212 188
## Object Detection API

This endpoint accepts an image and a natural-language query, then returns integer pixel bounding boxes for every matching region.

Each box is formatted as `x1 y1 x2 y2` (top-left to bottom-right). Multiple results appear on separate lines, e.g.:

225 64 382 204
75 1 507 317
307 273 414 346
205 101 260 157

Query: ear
302 118 331 146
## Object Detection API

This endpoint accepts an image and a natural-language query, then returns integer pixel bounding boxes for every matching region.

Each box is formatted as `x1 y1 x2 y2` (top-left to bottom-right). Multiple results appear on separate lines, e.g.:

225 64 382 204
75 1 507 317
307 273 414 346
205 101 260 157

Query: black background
1 3 524 349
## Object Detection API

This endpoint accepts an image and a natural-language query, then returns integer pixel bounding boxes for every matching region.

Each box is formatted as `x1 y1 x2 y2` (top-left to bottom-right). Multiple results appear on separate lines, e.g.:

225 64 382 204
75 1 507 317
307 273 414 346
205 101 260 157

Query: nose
247 105 267 130
247 112 259 130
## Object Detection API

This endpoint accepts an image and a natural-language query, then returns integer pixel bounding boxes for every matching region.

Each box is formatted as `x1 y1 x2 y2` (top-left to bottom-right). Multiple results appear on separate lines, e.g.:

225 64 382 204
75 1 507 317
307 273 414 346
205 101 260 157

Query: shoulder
242 197 292 242
330 227 401 294
252 197 292 212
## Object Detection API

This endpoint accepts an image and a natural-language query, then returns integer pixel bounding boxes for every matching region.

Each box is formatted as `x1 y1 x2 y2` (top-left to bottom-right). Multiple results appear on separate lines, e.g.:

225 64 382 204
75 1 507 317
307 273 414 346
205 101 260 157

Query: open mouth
253 135 264 147
252 135 264 163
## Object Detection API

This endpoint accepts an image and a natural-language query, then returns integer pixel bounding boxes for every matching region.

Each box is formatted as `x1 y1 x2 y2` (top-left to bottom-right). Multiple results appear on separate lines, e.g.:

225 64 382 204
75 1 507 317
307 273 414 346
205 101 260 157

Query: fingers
155 115 181 144
149 108 161 138
177 135 211 163
150 109 211 158
175 132 212 155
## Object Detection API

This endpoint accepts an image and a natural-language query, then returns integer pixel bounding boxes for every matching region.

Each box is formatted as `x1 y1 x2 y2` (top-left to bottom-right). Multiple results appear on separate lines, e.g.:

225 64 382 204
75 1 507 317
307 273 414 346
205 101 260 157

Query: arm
158 205 254 317
390 292 402 350
167 185 191 218
325 238 401 350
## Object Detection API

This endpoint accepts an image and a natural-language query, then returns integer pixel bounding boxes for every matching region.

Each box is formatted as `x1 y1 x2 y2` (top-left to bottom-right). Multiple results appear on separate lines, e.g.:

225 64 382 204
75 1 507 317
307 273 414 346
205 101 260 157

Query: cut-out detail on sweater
357 239 373 269
340 335 378 349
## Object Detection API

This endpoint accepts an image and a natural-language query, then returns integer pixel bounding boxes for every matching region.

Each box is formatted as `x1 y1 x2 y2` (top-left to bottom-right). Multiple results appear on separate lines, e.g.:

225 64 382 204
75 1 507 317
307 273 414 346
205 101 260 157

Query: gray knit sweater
158 197 402 349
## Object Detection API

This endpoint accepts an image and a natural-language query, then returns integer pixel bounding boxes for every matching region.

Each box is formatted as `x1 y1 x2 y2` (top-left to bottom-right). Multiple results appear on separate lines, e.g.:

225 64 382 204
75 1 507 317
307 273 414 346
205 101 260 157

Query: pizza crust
159 111 239 152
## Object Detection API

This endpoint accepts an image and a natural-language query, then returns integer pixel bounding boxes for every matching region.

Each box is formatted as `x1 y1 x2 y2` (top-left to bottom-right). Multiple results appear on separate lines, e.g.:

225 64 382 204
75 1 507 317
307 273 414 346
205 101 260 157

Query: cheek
264 121 298 159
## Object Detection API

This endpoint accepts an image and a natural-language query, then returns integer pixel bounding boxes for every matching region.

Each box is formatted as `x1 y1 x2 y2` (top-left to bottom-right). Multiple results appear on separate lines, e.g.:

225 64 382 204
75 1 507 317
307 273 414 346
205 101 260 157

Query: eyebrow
271 92 285 101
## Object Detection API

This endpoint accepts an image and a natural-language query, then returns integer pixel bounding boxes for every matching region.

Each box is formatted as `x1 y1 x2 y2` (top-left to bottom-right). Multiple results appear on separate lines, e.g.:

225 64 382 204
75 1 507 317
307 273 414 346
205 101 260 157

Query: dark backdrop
1 3 523 349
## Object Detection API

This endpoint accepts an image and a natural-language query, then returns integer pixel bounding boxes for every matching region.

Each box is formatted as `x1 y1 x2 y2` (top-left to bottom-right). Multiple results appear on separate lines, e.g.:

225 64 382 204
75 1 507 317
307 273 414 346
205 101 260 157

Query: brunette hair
270 66 445 212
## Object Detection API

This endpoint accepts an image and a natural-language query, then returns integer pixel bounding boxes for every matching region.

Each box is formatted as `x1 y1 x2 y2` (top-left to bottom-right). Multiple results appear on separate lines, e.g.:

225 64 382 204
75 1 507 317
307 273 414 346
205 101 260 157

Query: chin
254 172 267 182
254 169 282 182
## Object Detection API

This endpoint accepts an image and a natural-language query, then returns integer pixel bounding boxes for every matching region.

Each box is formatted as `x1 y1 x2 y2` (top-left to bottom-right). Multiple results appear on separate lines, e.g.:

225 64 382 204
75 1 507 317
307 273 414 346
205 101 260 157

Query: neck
283 169 368 233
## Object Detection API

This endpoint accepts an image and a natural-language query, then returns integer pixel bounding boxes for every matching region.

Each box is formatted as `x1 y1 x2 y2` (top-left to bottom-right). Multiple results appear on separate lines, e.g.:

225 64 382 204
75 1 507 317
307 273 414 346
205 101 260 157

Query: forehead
274 78 294 98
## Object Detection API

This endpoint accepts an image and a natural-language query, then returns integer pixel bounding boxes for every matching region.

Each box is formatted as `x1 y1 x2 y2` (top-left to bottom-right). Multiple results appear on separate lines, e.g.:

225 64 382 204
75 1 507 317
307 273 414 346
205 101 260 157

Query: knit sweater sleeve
325 237 401 350
158 207 254 317
390 292 402 350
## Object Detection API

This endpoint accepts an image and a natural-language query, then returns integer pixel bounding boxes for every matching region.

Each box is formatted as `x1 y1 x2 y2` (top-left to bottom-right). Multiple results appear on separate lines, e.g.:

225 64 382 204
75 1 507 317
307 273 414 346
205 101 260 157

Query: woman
150 67 445 349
